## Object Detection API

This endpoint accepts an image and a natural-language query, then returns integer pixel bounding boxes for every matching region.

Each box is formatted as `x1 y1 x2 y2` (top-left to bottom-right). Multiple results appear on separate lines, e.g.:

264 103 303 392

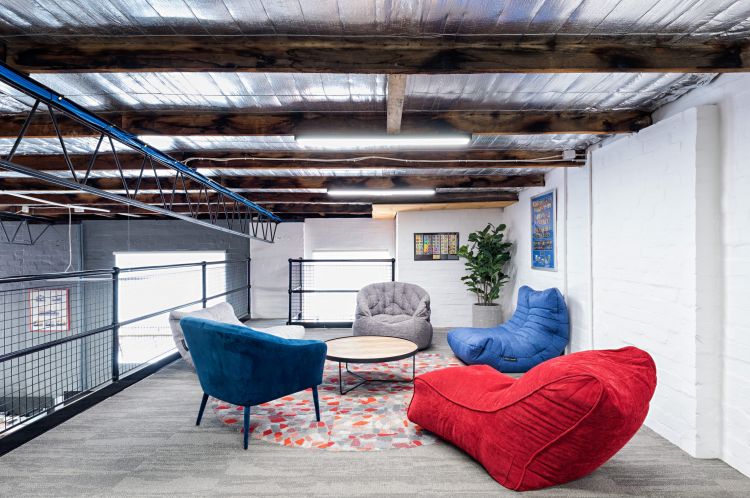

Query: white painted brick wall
500 167 593 352
248 218 394 319
590 106 722 459
303 218 395 258
501 171 566 323
654 74 750 477
250 222 304 318
396 208 503 327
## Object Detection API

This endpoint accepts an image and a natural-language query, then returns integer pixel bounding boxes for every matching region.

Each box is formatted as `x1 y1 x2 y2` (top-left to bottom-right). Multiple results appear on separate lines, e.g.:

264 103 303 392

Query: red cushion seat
407 347 656 491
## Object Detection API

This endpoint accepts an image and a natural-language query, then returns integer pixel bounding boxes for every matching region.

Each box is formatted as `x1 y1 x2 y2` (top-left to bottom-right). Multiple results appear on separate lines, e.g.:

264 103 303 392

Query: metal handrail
287 257 396 327
0 259 246 282
0 258 253 435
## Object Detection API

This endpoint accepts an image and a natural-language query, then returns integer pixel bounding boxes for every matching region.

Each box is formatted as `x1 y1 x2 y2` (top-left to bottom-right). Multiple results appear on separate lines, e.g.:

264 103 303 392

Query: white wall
651 74 750 477
396 208 503 327
303 218 395 258
250 218 394 319
501 166 593 352
500 102 738 470
250 222 304 319
590 106 722 459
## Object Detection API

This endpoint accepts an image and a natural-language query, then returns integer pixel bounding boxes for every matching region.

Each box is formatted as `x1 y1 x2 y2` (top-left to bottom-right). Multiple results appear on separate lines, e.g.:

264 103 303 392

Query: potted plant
458 223 512 327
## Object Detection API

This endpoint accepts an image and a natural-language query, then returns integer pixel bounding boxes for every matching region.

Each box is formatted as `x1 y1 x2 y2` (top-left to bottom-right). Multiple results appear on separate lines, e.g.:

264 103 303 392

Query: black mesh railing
0 258 251 435
288 258 395 327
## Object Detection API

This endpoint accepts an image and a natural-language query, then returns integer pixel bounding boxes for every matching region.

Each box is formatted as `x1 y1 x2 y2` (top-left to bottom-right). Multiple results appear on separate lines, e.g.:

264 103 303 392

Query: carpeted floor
1 327 749 497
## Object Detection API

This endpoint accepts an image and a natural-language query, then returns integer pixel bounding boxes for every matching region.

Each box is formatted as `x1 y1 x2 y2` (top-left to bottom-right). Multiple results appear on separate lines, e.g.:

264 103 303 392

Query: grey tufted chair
352 281 433 349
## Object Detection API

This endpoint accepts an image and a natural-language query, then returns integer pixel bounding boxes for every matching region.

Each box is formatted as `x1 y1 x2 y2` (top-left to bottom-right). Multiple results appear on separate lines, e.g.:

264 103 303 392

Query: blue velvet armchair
180 316 327 449
447 286 569 373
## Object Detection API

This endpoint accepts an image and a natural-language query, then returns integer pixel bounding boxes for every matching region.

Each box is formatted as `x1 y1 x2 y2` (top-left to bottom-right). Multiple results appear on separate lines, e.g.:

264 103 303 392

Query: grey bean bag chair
352 282 433 349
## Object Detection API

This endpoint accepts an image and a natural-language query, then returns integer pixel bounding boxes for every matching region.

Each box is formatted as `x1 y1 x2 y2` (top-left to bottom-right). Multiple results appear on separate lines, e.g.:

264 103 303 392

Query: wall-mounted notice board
414 232 459 261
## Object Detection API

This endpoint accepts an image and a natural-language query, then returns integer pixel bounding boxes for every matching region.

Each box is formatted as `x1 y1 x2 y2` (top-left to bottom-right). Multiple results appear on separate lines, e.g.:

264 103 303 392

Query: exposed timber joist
3 150 581 172
0 191 519 206
4 36 749 73
0 174 545 191
386 75 408 134
0 110 651 138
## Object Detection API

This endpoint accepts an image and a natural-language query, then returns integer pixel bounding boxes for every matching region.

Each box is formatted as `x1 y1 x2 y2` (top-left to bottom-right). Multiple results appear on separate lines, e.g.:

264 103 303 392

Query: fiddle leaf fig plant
458 223 512 306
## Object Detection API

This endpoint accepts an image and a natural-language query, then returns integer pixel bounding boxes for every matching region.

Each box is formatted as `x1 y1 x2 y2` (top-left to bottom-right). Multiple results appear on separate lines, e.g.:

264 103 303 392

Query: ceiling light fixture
327 188 436 197
296 135 471 148
0 191 111 213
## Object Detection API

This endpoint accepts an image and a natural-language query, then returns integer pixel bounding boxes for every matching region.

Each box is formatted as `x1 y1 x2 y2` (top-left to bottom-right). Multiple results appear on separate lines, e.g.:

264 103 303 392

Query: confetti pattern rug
211 352 462 451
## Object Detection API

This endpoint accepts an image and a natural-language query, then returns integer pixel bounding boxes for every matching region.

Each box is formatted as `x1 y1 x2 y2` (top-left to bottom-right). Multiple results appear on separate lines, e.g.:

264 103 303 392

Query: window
305 250 391 322
114 251 225 365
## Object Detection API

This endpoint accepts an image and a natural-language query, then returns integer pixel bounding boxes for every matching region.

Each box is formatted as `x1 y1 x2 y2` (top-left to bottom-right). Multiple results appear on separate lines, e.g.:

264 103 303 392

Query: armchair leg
196 392 209 426
243 406 251 450
312 385 321 422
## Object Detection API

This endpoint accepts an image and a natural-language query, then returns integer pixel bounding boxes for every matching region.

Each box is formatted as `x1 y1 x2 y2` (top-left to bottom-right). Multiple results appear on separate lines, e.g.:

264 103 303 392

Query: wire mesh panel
0 272 113 433
0 258 251 435
204 259 250 318
288 259 395 326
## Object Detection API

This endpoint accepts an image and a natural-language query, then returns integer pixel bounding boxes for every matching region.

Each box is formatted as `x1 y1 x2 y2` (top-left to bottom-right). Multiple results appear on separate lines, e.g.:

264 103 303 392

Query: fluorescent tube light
0 191 110 213
296 135 470 148
327 189 436 197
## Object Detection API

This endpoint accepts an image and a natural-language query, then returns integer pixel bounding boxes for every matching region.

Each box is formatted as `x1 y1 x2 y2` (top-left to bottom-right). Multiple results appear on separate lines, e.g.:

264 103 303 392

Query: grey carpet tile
0 328 748 497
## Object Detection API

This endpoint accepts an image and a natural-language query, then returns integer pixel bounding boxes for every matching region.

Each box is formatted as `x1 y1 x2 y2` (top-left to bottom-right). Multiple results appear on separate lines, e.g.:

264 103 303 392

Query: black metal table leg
336 355 417 395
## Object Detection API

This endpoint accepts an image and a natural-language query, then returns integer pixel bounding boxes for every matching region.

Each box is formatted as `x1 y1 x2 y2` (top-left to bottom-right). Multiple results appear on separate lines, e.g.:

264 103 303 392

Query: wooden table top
325 335 418 363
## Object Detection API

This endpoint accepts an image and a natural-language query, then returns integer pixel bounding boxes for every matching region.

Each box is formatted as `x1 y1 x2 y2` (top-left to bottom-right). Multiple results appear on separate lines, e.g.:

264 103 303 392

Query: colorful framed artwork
414 232 459 261
531 190 557 271
28 288 70 332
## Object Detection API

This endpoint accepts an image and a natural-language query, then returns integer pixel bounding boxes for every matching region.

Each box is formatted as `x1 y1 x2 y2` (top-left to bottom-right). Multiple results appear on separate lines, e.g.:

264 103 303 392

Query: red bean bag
407 346 656 491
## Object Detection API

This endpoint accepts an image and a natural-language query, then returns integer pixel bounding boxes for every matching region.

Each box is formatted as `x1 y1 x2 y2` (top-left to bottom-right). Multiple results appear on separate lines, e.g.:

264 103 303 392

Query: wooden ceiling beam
0 173 544 191
4 36 749 73
386 75 408 134
0 110 650 138
0 191 519 206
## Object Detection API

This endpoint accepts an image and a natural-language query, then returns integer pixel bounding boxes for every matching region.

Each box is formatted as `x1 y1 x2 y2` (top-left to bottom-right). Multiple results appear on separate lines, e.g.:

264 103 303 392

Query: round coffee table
325 336 419 395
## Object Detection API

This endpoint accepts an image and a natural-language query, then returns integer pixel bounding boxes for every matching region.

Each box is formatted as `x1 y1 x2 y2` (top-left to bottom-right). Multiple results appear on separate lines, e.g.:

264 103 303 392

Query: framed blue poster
531 190 556 271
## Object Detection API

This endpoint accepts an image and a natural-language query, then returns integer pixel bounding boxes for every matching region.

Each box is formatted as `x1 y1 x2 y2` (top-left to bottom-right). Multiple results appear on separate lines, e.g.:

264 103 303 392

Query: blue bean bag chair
447 286 569 373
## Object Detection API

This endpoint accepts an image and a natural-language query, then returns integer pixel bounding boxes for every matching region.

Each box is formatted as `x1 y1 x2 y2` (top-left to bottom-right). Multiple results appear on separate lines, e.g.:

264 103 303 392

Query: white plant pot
472 304 503 328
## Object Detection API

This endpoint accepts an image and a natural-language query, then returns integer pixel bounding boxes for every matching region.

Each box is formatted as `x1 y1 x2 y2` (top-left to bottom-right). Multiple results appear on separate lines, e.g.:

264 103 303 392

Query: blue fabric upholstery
447 286 569 373
180 316 326 448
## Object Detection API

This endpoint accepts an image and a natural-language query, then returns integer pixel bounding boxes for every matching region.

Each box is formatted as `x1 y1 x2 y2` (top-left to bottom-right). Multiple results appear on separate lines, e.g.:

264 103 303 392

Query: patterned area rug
211 352 462 451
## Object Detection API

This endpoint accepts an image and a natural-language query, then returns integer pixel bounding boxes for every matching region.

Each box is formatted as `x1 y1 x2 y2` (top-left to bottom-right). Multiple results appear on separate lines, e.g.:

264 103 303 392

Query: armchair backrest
356 281 430 319
180 317 326 406
505 286 569 344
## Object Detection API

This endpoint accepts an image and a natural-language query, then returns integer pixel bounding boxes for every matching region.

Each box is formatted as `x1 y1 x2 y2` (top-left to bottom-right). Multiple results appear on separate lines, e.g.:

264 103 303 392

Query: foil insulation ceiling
0 72 715 114
0 0 744 182
1 0 749 39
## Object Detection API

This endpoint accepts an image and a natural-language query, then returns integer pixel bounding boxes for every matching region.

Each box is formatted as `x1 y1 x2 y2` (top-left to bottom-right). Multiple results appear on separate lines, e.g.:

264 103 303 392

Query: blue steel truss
0 61 280 242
